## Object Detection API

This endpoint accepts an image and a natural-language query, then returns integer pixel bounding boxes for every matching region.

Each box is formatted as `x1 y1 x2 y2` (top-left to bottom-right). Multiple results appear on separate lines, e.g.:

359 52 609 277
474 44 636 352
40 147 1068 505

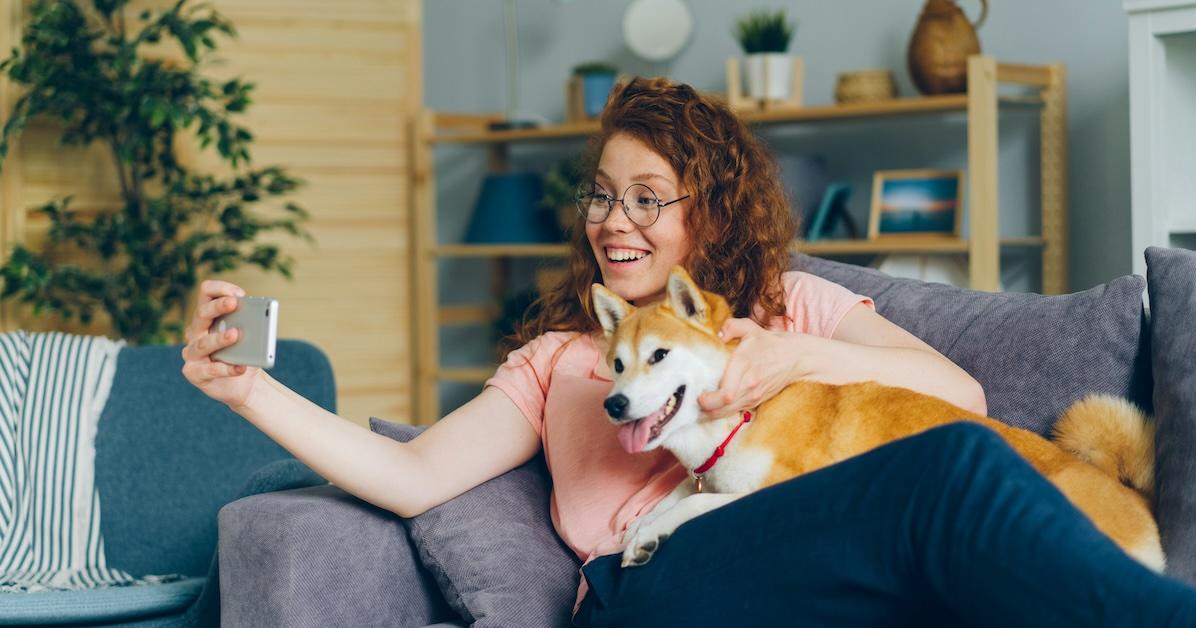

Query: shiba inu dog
592 267 1162 571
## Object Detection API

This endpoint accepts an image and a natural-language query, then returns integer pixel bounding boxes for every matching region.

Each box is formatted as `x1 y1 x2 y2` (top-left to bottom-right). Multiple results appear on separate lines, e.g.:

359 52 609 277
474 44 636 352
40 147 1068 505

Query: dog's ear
666 266 709 326
591 283 634 338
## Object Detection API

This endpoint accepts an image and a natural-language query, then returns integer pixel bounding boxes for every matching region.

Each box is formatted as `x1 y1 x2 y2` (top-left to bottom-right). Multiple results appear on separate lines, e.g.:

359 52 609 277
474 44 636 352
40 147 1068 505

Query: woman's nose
602 202 636 233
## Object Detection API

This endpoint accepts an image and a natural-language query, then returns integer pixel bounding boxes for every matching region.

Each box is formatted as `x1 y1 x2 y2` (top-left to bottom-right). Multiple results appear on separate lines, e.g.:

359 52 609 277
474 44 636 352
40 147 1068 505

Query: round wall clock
622 0 693 62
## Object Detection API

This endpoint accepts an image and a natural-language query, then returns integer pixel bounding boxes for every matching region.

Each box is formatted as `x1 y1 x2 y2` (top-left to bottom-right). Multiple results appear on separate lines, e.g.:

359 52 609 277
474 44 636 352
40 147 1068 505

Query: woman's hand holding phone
181 279 263 410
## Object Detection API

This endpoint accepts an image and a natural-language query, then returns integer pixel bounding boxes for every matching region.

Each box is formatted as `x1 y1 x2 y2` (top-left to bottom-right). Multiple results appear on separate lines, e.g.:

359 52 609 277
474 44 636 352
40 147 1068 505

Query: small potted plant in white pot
734 9 797 101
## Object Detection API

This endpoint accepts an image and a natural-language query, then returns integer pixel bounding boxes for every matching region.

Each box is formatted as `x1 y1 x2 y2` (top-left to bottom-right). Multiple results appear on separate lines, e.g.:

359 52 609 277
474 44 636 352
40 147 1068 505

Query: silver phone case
211 296 278 369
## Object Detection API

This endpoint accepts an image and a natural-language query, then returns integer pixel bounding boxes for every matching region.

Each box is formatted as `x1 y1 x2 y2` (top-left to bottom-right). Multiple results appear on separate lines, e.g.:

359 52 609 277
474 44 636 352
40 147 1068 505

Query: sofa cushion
96 339 337 578
0 576 204 625
797 254 1152 434
369 417 580 628
218 484 454 628
1146 246 1196 585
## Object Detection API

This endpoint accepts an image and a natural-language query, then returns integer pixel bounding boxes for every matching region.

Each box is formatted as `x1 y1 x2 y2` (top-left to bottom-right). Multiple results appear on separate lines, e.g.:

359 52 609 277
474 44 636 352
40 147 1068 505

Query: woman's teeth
607 248 649 262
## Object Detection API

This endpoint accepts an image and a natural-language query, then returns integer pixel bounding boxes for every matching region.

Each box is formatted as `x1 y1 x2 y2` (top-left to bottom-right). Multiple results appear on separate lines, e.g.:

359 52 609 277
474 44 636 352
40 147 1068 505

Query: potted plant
541 157 584 235
0 0 311 345
734 9 797 101
571 61 618 119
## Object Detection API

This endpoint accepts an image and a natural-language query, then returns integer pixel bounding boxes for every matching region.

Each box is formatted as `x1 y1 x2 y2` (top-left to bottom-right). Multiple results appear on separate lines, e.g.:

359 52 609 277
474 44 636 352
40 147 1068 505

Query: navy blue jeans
575 423 1196 627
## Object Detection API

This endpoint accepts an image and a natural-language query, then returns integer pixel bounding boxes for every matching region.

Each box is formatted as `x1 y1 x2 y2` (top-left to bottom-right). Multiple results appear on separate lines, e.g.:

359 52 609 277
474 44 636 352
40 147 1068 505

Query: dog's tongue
616 404 667 453
617 418 654 453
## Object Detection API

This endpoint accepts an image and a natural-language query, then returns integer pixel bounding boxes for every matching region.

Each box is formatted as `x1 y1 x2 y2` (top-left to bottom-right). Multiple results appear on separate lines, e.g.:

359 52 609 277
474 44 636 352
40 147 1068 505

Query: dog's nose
604 394 629 419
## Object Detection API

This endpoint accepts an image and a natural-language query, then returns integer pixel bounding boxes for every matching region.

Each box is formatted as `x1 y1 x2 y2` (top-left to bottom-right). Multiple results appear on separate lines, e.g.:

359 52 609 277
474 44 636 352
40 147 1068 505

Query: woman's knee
907 422 1030 482
915 422 1007 454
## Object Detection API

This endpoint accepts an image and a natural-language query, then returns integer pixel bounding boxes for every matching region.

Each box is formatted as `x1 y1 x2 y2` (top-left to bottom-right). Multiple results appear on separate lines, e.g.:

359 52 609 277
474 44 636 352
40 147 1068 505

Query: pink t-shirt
483 271 874 618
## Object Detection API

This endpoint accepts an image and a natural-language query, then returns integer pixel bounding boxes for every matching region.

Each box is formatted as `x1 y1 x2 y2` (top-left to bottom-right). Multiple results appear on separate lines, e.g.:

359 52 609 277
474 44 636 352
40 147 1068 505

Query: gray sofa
218 248 1196 627
0 339 332 627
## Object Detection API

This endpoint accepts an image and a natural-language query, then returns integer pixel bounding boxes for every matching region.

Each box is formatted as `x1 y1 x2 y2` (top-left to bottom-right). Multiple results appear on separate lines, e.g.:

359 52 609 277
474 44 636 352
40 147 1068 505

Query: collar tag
690 410 753 492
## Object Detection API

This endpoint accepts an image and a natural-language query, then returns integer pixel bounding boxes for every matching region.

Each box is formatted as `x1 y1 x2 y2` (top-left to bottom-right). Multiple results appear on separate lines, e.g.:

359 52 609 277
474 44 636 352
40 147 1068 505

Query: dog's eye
648 348 669 365
613 358 623 374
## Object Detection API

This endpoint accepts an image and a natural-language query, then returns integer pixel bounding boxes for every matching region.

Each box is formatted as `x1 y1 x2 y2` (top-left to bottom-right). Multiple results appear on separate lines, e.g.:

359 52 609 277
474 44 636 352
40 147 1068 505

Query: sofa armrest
218 484 457 627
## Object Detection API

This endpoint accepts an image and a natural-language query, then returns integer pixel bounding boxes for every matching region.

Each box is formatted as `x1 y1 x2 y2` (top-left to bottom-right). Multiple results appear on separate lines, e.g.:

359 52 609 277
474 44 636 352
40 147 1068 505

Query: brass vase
907 0 988 95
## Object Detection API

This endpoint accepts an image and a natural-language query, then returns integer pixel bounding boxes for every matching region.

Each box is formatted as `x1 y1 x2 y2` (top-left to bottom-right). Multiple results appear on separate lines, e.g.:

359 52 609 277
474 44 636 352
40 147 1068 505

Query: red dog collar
692 410 752 493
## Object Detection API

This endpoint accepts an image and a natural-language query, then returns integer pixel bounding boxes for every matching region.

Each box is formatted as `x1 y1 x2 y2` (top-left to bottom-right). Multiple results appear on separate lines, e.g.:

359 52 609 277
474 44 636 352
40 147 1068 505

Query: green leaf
149 103 167 127
0 0 313 344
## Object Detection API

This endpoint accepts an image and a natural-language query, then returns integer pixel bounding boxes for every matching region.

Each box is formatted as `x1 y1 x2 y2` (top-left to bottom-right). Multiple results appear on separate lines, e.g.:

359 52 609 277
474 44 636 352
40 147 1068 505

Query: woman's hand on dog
180 279 264 410
697 317 806 420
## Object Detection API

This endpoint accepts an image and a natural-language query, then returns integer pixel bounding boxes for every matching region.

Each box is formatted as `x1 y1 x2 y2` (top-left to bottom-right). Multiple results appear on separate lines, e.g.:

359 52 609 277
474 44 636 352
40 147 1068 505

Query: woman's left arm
698 303 988 419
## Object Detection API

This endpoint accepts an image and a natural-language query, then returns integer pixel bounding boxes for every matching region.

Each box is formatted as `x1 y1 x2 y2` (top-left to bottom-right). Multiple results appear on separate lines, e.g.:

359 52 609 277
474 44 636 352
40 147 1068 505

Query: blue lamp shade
464 173 560 244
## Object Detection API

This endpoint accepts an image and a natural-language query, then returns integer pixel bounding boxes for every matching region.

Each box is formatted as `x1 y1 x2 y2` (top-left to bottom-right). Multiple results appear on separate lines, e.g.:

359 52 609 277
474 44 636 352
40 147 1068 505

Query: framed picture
805 182 856 241
868 169 964 239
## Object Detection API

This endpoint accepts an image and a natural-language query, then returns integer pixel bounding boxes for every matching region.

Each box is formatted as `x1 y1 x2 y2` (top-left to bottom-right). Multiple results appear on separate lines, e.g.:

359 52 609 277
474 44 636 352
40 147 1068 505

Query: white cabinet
1126 0 1196 275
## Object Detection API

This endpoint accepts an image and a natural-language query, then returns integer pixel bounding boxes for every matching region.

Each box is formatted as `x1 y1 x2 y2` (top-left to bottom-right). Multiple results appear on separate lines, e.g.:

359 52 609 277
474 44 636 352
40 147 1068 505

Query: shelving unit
1125 0 1196 275
410 55 1069 424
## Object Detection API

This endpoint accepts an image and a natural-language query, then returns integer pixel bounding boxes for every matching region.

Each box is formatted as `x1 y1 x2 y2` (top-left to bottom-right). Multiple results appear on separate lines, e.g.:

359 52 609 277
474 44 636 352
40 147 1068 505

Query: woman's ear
591 283 634 338
666 266 709 325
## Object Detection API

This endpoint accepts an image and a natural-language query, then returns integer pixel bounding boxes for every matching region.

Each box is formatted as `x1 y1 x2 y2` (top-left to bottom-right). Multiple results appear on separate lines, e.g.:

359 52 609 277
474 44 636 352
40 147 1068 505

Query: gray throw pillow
1146 246 1196 585
368 417 581 628
796 254 1152 434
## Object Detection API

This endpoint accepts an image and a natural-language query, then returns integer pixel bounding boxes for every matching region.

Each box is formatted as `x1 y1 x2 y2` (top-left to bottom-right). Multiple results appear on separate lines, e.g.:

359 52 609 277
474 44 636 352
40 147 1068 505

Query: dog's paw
621 525 671 568
619 511 660 545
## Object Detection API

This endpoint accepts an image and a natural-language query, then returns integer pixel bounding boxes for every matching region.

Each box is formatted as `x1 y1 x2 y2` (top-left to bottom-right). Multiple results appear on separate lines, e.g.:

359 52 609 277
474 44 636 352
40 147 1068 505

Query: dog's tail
1051 394 1155 500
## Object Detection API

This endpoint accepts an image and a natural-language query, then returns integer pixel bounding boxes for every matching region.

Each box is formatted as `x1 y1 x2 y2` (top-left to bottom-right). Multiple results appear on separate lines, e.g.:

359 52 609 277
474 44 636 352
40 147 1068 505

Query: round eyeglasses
575 182 690 227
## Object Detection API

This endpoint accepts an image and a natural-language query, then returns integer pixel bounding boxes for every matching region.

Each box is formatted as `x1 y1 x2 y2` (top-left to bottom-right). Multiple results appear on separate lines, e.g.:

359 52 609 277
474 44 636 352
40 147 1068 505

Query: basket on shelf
834 69 898 104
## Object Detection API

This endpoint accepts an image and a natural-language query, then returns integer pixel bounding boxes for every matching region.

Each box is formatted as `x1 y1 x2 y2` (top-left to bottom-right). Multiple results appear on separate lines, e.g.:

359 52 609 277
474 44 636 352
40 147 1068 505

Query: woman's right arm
182 280 541 518
233 376 540 517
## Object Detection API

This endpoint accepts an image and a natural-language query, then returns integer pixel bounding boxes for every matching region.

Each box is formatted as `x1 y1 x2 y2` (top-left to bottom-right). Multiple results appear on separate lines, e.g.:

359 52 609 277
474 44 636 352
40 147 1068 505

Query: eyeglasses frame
576 182 691 227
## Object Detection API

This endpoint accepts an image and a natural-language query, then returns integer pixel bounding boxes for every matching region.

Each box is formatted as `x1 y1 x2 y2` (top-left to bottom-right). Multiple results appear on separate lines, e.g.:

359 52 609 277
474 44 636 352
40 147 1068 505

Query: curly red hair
505 76 795 357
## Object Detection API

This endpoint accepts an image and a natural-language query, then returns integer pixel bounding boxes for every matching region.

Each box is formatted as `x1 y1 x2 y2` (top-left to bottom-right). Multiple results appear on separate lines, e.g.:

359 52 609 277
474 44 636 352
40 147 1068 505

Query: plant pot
557 203 577 235
579 72 617 117
744 53 792 101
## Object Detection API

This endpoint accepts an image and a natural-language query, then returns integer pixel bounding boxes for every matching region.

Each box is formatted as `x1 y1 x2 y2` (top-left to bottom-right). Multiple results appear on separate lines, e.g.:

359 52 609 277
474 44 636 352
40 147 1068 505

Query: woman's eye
649 348 669 364
613 358 623 373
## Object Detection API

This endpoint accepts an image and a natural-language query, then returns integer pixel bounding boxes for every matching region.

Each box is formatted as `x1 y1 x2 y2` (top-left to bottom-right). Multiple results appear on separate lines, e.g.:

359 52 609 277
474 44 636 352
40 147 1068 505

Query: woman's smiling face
586 132 692 305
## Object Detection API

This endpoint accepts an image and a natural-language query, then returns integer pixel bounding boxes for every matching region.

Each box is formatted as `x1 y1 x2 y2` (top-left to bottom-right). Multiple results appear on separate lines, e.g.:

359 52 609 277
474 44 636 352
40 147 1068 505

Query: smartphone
211 296 278 369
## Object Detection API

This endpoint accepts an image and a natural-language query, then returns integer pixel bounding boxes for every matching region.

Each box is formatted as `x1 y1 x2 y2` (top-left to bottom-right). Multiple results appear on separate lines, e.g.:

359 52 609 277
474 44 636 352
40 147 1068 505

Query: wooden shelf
411 55 1070 424
800 236 1045 255
434 243 570 257
432 237 1045 259
435 367 495 384
439 304 500 325
431 94 1044 145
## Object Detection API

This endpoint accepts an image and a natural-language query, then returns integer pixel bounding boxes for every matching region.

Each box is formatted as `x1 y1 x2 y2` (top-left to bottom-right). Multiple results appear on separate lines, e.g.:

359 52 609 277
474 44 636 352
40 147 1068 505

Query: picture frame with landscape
868 169 964 239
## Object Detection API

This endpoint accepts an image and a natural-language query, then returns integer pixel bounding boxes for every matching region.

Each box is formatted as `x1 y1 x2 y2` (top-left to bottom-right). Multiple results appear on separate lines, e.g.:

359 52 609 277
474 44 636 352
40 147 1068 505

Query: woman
182 77 1196 626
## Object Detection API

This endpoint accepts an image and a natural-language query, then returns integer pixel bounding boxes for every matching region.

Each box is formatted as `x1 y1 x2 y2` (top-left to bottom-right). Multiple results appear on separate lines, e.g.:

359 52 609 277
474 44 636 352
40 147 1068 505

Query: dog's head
591 266 734 454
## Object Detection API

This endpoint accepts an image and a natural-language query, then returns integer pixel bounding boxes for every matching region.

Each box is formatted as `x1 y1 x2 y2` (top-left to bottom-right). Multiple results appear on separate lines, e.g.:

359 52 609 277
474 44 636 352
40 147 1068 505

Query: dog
591 266 1163 571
